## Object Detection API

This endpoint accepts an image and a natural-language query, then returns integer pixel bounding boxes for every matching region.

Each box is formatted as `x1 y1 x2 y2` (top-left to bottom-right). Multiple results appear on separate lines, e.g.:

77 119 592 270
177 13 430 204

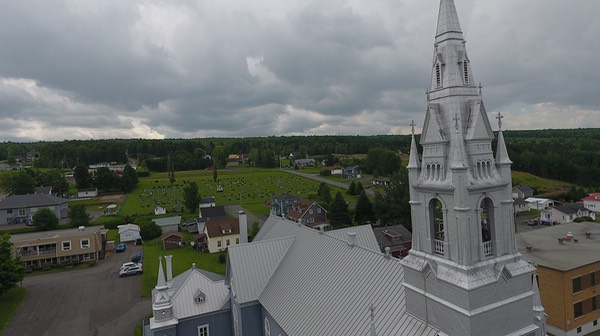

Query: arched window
480 198 495 257
430 199 444 255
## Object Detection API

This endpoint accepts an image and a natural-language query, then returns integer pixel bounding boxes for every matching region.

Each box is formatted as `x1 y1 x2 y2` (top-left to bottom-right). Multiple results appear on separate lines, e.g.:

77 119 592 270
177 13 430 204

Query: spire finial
369 304 377 336
410 120 416 136
478 83 483 95
496 112 504 130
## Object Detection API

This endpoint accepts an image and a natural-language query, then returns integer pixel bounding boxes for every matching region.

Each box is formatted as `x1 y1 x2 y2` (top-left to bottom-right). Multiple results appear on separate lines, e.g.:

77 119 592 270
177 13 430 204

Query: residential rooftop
517 221 600 271
10 226 105 243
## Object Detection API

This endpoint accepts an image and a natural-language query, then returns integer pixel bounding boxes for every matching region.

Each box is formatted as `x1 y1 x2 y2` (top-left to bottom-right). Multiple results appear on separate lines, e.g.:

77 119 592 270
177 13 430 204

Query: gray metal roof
155 265 229 320
152 216 182 227
227 236 295 304
10 226 103 243
257 225 439 336
517 221 600 271
0 194 67 210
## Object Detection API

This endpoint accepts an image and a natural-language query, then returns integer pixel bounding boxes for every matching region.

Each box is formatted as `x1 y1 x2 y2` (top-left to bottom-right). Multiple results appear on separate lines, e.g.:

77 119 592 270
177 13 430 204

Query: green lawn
141 237 226 297
0 286 27 333
512 171 578 196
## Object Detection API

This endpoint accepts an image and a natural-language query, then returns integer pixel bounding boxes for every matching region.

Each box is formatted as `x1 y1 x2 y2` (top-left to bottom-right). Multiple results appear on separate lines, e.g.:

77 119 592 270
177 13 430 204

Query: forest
0 128 599 188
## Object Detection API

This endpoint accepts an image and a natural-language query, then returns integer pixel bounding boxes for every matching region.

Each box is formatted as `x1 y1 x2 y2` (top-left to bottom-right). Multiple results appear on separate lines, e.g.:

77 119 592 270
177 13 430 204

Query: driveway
2 243 149 336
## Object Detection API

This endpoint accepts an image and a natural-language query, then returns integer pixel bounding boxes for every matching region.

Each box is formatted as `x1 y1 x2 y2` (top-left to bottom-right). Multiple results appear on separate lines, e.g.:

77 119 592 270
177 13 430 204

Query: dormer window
222 229 231 234
435 63 442 88
194 289 206 304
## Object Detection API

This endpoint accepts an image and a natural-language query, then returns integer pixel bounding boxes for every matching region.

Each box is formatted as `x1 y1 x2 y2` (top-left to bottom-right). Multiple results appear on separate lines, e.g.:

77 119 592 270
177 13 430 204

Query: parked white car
119 264 143 277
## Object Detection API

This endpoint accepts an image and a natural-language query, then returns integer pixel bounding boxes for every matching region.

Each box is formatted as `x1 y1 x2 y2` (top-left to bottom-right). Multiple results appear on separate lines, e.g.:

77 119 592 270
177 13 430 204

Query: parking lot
1 243 149 336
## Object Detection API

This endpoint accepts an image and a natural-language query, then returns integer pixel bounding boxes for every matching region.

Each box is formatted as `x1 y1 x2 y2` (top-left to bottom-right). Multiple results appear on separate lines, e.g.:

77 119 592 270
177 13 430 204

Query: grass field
0 286 27 333
118 168 347 217
512 171 578 196
140 237 226 297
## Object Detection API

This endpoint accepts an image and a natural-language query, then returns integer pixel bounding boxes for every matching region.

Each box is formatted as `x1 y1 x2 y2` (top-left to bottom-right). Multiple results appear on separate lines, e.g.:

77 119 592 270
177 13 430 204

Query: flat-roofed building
10 226 107 269
518 222 600 335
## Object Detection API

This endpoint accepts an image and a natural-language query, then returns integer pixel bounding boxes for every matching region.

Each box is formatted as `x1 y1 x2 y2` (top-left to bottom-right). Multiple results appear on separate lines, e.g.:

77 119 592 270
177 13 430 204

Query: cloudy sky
0 0 598 141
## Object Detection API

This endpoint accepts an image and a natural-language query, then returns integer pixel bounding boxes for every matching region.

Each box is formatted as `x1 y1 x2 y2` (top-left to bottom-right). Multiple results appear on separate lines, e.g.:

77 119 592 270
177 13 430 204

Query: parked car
131 251 142 264
120 262 140 270
119 264 143 277
116 243 126 253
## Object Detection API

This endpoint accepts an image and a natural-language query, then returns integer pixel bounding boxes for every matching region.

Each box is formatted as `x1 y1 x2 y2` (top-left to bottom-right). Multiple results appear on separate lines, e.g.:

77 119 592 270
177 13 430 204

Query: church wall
241 304 263 336
262 306 288 336
176 309 232 336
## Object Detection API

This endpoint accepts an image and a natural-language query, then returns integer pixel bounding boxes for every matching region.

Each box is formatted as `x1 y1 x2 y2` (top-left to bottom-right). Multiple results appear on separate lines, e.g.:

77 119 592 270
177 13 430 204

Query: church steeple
402 1 543 335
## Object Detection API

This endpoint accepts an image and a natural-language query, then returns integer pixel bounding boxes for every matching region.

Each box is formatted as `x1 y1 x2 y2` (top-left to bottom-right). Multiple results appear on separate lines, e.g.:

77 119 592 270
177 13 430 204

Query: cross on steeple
410 120 416 136
496 112 504 130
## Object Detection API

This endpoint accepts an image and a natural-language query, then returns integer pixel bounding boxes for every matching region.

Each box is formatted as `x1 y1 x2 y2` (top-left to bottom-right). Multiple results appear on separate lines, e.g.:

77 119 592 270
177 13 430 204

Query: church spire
435 0 464 44
407 120 420 170
495 112 512 166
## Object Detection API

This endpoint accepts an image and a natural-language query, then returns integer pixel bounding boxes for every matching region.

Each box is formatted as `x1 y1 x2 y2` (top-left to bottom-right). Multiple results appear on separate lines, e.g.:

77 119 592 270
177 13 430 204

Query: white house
154 205 167 215
525 197 554 210
77 188 98 198
117 224 141 242
582 193 600 213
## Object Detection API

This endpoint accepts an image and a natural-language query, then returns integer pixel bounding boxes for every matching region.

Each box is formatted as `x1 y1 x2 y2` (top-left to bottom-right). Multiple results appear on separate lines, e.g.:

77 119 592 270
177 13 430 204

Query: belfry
401 1 546 335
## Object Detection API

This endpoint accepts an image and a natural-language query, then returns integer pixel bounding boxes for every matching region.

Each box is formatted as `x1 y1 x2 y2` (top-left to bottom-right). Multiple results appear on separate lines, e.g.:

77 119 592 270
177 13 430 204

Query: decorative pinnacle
410 120 416 136
496 112 504 130
370 304 375 321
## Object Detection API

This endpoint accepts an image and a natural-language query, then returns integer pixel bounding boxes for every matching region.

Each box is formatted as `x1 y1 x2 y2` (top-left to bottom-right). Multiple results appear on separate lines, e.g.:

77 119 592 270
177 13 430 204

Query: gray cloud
0 0 597 141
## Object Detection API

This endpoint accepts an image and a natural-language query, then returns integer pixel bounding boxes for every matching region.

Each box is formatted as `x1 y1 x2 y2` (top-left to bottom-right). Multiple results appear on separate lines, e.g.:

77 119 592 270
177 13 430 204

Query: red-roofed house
582 193 600 213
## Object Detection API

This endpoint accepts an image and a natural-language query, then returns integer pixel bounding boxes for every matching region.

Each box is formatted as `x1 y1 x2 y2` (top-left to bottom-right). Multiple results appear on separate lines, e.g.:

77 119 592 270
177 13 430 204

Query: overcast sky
0 0 598 141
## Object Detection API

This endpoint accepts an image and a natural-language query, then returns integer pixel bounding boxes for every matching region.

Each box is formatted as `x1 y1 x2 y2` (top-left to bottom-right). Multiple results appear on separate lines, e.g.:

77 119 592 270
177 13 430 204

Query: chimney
165 255 173 281
239 210 248 244
347 232 357 247
384 247 391 258
526 245 533 253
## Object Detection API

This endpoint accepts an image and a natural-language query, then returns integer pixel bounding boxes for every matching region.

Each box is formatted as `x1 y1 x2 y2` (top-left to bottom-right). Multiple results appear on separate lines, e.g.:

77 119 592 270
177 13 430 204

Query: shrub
218 252 227 264
319 169 332 176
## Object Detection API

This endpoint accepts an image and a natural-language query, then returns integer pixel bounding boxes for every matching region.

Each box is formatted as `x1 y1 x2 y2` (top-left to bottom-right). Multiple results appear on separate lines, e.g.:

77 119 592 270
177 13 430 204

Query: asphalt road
2 243 149 336
281 169 375 197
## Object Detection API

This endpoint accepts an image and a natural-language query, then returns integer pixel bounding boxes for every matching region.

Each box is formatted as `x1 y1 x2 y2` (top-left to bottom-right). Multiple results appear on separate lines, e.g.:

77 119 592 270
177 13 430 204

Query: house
513 185 535 199
270 194 300 217
372 225 412 258
518 222 600 335
10 226 107 269
0 163 21 171
320 166 342 175
293 158 316 168
161 232 183 249
77 188 98 198
371 177 391 186
525 197 555 210
154 205 167 215
514 198 530 213
540 204 594 225
0 194 69 226
117 224 141 243
199 196 216 208
342 165 361 179
582 193 600 213
203 213 247 253
153 216 181 234
285 199 328 230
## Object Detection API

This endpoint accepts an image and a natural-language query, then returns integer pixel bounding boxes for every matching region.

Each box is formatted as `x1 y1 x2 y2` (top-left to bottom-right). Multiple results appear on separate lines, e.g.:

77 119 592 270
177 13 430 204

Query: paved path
2 244 148 336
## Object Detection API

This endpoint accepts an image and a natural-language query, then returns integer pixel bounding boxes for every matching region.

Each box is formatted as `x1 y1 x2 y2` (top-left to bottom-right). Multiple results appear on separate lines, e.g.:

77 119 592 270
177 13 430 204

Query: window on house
235 238 239 244
62 241 71 251
197 324 209 336
226 239 230 246
309 209 313 215
7 209 12 215
217 241 222 248
593 296 598 311
575 301 583 318
317 208 321 214
18 209 26 217
80 239 90 249
574 277 582 292
594 320 598 326
577 326 582 333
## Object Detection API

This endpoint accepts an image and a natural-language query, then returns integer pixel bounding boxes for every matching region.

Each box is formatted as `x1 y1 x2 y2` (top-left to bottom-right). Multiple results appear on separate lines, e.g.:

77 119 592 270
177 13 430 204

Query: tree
373 168 411 230
94 167 115 191
354 191 375 225
347 181 357 195
317 182 332 207
355 181 365 195
328 192 352 228
120 164 139 193
35 169 69 196
182 182 202 213
0 171 36 196
248 221 260 242
213 166 218 182
0 233 25 296
139 220 162 240
212 146 228 168
68 204 91 228
32 208 59 231
364 147 401 177
73 164 92 189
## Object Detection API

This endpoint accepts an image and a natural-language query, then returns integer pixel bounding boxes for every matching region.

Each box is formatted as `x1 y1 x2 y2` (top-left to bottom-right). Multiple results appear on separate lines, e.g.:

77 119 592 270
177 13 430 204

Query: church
144 1 547 335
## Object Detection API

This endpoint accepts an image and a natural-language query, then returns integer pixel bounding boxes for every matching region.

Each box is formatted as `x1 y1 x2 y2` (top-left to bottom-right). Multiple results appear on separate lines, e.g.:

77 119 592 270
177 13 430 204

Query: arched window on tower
430 198 445 255
480 198 495 257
